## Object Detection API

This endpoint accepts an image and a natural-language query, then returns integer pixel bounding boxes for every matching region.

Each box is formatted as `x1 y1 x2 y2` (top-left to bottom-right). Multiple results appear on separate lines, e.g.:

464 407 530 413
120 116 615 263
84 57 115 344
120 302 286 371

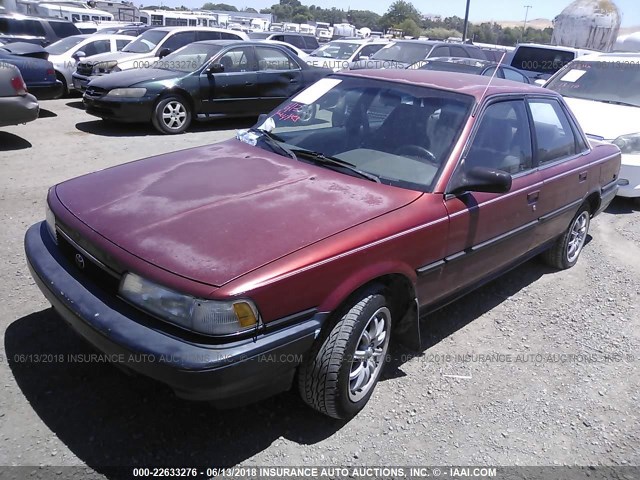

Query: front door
255 46 303 112
438 98 542 300
200 46 259 116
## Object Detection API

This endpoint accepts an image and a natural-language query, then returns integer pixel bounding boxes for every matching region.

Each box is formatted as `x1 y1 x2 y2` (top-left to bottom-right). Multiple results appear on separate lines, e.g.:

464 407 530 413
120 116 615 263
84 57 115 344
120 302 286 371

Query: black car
409 57 530 84
0 46 63 99
0 13 80 46
350 40 487 70
248 32 320 54
83 40 332 134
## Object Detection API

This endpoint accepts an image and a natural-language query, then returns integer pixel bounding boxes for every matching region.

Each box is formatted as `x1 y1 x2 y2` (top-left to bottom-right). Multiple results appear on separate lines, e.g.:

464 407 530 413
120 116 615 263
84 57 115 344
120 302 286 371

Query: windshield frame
249 75 475 193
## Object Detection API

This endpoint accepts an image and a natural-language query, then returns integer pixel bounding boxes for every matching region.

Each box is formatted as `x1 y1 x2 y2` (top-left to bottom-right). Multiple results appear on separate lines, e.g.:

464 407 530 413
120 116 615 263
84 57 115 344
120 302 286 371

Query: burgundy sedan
25 70 621 419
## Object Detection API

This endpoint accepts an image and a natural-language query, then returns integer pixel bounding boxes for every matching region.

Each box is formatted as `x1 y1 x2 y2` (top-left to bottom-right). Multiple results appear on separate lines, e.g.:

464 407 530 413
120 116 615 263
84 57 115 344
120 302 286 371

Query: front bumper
71 72 96 92
28 80 63 100
617 154 640 198
0 94 39 127
83 94 157 123
25 222 323 405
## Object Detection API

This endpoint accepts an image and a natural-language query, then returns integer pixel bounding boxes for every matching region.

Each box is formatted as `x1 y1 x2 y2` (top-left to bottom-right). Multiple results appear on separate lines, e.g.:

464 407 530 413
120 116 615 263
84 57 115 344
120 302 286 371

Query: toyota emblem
75 253 86 270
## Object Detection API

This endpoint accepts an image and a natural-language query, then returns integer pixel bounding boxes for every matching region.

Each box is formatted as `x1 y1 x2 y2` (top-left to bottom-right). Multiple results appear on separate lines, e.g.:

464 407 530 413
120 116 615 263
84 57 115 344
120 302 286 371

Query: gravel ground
0 99 639 477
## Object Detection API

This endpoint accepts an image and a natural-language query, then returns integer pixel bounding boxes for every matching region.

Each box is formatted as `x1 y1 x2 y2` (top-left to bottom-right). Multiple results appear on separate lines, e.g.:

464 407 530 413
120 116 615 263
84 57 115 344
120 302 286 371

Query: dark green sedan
82 40 331 134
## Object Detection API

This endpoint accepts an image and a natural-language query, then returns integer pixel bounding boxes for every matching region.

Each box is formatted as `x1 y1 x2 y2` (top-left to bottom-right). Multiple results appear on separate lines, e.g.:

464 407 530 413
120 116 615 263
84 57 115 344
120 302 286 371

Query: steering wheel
395 145 437 165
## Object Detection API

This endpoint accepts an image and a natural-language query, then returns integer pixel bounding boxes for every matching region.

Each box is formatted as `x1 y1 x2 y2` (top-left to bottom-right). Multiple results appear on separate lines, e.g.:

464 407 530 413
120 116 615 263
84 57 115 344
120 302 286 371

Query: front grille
57 231 121 293
76 63 93 76
84 86 107 99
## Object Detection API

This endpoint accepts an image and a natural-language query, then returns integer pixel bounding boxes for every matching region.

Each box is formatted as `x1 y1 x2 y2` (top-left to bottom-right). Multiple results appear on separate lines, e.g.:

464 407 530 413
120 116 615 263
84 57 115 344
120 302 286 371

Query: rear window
511 46 575 74
0 18 46 37
47 21 80 39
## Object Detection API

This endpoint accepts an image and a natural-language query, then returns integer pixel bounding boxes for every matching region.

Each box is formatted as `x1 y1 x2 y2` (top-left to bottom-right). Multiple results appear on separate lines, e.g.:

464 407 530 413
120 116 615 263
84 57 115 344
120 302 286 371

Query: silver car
0 62 39 127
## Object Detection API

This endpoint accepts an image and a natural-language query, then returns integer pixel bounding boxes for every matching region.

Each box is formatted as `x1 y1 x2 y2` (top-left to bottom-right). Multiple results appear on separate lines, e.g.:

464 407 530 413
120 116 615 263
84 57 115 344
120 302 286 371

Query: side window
284 35 306 49
82 40 110 56
197 31 221 41
429 46 450 58
217 47 256 72
360 44 382 58
270 34 284 42
450 46 470 58
465 100 533 174
502 67 529 84
303 36 319 50
255 47 297 71
160 31 197 52
116 39 131 50
220 31 243 40
528 99 577 164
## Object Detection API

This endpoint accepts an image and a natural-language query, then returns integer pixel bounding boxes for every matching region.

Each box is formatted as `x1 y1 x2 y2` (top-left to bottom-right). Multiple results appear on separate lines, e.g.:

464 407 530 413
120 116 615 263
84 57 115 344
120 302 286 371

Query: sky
157 0 640 27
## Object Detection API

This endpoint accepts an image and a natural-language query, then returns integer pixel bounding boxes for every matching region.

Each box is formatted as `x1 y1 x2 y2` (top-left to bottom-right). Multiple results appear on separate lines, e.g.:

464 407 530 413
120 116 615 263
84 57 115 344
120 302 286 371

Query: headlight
92 61 118 75
119 273 261 336
105 88 147 98
613 133 640 154
45 202 57 243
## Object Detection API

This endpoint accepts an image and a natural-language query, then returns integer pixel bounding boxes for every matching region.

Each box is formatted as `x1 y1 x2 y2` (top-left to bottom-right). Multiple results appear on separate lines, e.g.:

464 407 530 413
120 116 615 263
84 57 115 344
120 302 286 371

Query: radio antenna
475 51 507 115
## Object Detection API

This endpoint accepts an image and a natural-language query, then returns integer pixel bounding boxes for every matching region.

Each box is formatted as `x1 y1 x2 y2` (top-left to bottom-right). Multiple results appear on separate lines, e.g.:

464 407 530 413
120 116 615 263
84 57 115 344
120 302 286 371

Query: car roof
193 40 287 47
152 26 237 33
574 52 640 62
515 43 599 54
0 12 72 22
339 69 552 99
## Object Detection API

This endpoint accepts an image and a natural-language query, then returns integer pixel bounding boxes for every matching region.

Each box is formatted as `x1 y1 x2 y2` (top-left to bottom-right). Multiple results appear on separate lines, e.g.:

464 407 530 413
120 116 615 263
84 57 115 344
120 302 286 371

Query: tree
201 3 238 11
380 0 420 30
397 18 421 38
348 10 382 30
243 7 258 13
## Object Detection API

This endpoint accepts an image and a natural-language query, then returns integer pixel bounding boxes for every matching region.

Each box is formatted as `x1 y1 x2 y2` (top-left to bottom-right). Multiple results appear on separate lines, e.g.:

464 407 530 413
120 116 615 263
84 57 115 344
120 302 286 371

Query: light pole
462 0 471 43
523 5 532 41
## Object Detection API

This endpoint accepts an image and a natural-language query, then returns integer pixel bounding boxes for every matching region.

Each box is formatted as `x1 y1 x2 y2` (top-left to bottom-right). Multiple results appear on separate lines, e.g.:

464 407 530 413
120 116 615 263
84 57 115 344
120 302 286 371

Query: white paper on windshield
560 69 587 83
292 78 342 104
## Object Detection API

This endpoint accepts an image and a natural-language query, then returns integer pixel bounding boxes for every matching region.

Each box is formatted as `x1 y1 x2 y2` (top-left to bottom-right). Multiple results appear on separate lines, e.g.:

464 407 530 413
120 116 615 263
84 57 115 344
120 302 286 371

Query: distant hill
480 18 553 30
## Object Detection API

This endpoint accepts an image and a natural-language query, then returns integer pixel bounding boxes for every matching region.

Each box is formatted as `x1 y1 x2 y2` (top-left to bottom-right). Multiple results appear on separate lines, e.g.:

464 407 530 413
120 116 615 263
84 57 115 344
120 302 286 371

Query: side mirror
72 50 86 61
206 63 224 75
449 166 512 195
158 48 171 59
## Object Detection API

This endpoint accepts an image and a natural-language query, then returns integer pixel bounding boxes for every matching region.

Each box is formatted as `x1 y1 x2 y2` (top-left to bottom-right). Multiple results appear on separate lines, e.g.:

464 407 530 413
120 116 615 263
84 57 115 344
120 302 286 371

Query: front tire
152 95 192 134
298 293 392 419
542 204 591 270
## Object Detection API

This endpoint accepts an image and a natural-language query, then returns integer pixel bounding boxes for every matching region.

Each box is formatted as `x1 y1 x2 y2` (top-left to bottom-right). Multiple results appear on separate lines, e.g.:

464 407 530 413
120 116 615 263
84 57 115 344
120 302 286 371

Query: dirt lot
0 99 639 476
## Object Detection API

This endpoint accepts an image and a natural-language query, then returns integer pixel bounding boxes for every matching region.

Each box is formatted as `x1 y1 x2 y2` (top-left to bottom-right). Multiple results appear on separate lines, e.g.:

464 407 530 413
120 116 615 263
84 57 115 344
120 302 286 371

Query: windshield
45 36 85 55
372 42 431 63
154 43 222 72
122 29 166 53
546 61 640 108
311 42 359 60
244 76 474 192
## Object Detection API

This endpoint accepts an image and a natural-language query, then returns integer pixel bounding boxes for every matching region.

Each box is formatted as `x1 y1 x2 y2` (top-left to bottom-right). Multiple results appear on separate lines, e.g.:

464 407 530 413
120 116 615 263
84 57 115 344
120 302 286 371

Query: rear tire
541 204 591 270
298 293 392 419
152 95 192 134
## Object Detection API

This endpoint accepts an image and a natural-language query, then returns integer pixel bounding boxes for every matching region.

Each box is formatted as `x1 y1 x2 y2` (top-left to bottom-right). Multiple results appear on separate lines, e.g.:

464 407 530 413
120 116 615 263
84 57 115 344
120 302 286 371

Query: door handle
579 171 588 182
289 78 299 83
527 191 540 204
245 82 255 86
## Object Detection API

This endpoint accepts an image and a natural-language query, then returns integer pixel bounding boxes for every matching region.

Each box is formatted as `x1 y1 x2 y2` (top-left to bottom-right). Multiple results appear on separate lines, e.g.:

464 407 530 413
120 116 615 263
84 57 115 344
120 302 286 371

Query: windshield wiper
247 128 297 160
290 148 381 183
596 99 639 108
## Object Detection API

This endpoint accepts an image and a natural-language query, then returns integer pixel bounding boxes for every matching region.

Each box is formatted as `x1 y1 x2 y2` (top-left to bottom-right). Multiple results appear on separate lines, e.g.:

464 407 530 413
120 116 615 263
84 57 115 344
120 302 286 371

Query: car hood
88 68 182 88
564 97 640 140
79 50 150 65
55 140 421 287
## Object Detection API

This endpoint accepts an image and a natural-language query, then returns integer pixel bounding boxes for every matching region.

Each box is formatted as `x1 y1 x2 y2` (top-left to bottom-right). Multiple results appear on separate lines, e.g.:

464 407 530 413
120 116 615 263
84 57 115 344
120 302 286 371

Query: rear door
436 98 543 300
255 46 303 110
526 96 592 246
200 46 259 116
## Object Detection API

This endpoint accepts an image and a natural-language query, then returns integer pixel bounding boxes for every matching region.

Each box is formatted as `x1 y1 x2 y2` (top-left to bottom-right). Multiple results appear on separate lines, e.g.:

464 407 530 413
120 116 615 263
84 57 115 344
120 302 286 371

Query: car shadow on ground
38 109 57 118
384 257 559 380
65 100 85 110
5 309 344 474
605 196 640 214
75 117 257 138
0 132 33 151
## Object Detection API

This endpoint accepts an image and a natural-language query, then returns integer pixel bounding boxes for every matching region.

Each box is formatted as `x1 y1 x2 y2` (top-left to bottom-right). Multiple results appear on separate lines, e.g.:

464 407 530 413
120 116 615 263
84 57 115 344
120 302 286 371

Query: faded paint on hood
55 140 421 287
